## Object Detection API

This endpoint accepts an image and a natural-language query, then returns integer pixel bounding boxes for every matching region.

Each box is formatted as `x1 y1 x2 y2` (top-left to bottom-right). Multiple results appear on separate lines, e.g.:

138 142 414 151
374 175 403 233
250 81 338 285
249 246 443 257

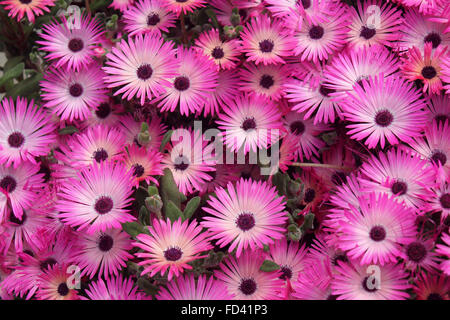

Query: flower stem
290 162 352 171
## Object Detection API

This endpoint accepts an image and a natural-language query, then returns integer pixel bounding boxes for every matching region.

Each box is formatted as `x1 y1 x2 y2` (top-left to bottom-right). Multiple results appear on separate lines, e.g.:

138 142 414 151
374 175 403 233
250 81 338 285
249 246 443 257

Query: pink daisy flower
341 75 428 149
216 95 284 155
429 182 450 223
79 98 123 130
240 15 296 65
56 124 126 169
37 14 105 71
441 55 450 94
36 264 80 300
268 238 308 283
156 274 234 300
202 70 240 117
214 249 284 300
0 97 56 168
199 164 241 195
435 232 450 275
292 3 350 62
346 0 403 49
408 119 450 175
122 144 163 188
56 161 135 234
123 0 176 37
338 192 417 265
152 47 218 116
40 64 108 122
0 0 54 23
426 95 450 124
239 63 290 101
103 33 178 105
413 272 449 300
0 162 44 222
396 7 450 52
195 29 241 70
109 0 134 11
401 236 441 272
359 148 435 209
282 111 330 161
73 228 134 279
293 256 334 300
134 218 212 280
118 114 167 150
162 129 216 195
400 42 448 95
164 0 206 16
331 259 411 300
83 274 147 300
323 46 399 103
284 78 341 124
398 0 443 14
201 178 288 257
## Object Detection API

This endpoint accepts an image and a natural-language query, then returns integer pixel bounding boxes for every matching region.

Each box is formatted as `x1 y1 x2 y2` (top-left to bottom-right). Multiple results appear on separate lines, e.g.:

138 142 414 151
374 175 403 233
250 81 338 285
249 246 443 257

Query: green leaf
3 56 24 71
122 222 146 238
300 212 315 232
204 8 220 30
160 168 186 211
165 200 183 222
6 72 43 99
137 277 159 296
0 63 24 87
260 260 280 272
90 0 113 12
183 196 200 220
58 126 78 135
147 185 159 196
159 130 173 152
272 172 289 196
138 205 150 225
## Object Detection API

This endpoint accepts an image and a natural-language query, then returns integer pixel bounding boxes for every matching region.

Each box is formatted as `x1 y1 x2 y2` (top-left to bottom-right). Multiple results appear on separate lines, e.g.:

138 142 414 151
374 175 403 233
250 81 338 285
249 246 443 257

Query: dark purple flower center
331 171 347 186
174 76 190 91
211 46 225 59
176 0 188 2
290 120 305 135
309 25 324 39
332 253 348 266
299 0 311 9
241 117 257 131
362 276 379 292
440 193 450 209
421 66 437 79
147 13 160 26
137 64 153 80
391 181 408 196
7 132 25 148
375 110 394 127
19 0 32 3
9 211 27 225
57 282 70 296
259 74 274 89
319 84 335 97
93 148 108 163
40 258 57 271
174 155 190 171
369 225 386 242
279 266 293 280
239 278 257 295
406 241 427 263
94 196 114 215
424 32 441 48
132 164 145 177
431 151 447 166
360 26 376 40
164 247 183 261
68 38 84 53
69 83 83 97
98 234 114 252
39 163 52 183
259 39 274 53
304 188 316 203
427 293 444 300
236 213 255 231
95 102 111 119
434 114 449 124
0 175 17 193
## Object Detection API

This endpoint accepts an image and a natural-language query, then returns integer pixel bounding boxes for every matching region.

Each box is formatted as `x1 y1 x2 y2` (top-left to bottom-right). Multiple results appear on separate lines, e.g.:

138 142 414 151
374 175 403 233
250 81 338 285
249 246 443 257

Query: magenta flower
83 274 147 300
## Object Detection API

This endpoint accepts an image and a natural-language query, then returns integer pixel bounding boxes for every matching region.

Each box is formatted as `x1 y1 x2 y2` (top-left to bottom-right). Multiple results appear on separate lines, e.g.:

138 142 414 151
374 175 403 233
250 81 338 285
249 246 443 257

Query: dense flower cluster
0 0 449 300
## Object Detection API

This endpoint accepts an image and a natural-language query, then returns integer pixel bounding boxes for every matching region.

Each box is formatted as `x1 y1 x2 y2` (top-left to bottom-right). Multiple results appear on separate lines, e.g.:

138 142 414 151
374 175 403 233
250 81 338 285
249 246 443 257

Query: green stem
290 162 352 171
